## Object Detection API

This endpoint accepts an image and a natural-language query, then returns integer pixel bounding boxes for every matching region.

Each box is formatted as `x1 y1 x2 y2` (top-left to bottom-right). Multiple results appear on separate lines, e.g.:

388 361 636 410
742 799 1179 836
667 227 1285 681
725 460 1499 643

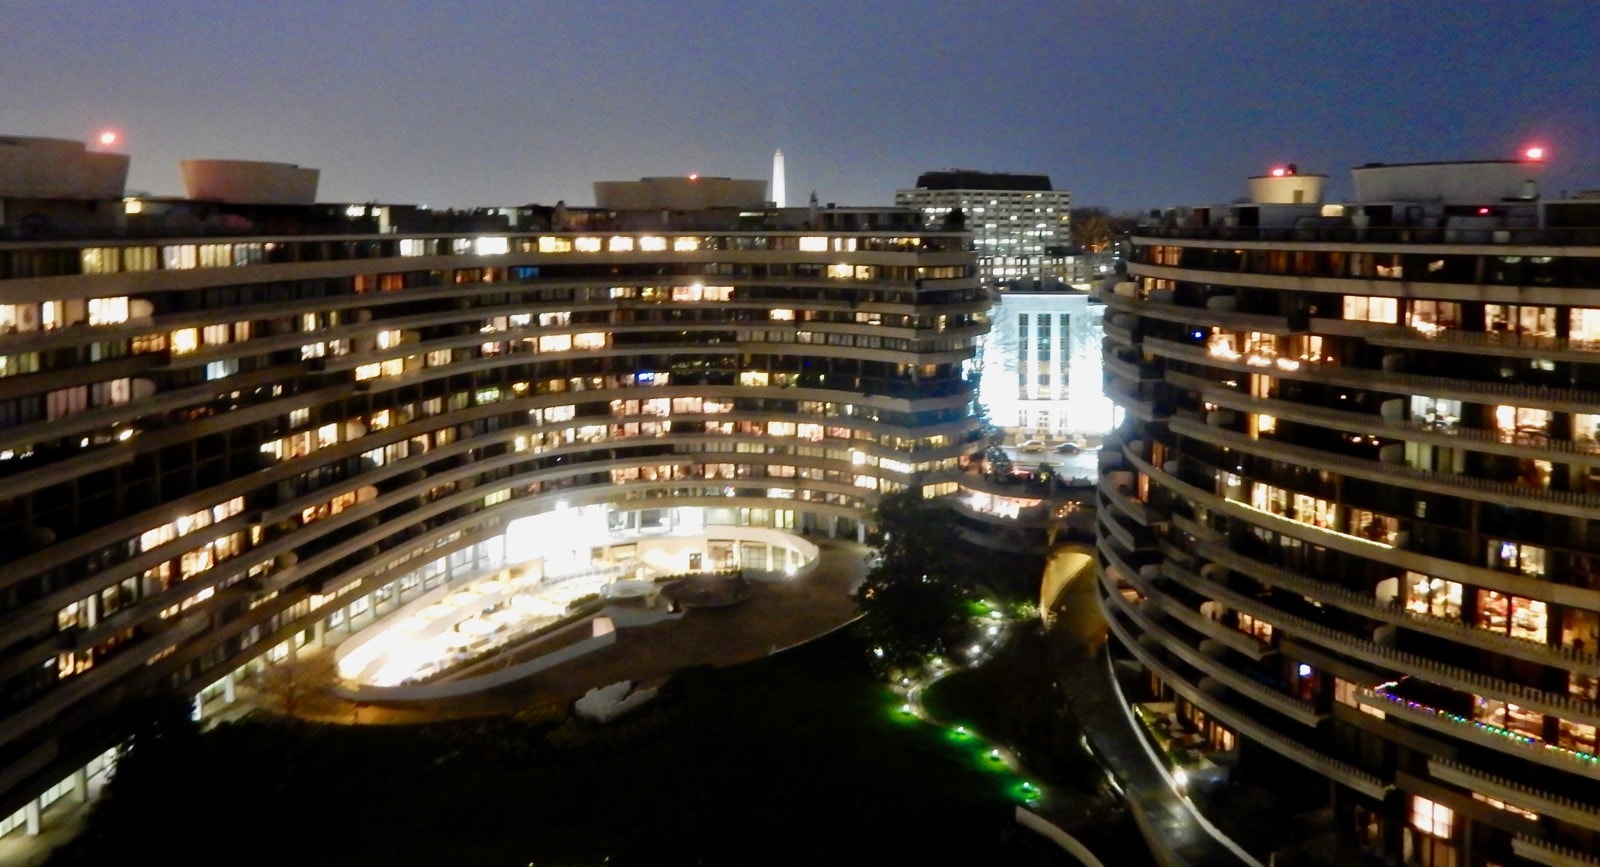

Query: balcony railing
1102 599 1389 799
1096 477 1162 527
1198 542 1600 677
1108 555 1272 663
1144 335 1600 414
1369 326 1600 361
1134 225 1600 247
1429 757 1600 833
1357 688 1600 781
1172 560 1600 729
1170 415 1600 521
1513 835 1600 867
1102 569 1320 726
1198 388 1600 465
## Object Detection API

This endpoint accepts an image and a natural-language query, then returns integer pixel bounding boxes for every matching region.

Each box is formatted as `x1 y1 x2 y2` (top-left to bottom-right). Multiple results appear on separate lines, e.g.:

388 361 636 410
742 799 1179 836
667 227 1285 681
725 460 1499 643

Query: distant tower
772 149 786 208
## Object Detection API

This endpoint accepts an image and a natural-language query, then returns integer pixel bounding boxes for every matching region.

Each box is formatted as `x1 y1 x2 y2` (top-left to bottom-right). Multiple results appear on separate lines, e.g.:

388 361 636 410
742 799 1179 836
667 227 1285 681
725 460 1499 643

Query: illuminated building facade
896 171 1070 288
979 287 1115 443
0 142 987 837
1099 156 1600 864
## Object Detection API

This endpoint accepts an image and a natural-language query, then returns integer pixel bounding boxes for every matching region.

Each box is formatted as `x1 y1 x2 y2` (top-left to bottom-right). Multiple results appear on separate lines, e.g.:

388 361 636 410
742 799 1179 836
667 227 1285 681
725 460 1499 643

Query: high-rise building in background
898 171 1103 445
1099 155 1600 865
896 170 1070 288
0 138 988 838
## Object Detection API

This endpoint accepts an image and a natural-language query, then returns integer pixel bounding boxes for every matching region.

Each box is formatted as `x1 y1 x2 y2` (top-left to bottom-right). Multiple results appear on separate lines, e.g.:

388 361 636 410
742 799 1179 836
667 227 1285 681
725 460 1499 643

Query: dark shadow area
49 633 1080 867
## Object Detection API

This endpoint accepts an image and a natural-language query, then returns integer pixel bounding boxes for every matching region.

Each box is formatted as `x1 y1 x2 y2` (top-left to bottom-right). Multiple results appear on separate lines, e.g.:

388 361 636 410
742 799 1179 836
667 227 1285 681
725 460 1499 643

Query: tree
853 488 976 677
1068 207 1138 253
253 655 319 716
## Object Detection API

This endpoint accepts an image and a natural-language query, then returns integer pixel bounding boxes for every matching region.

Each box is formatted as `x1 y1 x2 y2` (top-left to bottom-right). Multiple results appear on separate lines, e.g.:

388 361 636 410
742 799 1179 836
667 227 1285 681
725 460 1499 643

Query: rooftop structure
912 170 1054 193
178 159 320 205
1100 154 1600 866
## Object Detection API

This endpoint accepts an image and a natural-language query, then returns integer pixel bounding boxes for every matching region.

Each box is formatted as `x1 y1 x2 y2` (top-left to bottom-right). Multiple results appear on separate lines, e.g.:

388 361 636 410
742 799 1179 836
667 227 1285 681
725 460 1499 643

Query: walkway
1049 551 1259 867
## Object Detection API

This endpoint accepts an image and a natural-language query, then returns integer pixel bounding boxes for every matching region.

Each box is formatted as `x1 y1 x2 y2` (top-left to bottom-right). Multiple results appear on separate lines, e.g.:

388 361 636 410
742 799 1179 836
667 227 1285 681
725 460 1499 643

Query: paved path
1049 550 1257 867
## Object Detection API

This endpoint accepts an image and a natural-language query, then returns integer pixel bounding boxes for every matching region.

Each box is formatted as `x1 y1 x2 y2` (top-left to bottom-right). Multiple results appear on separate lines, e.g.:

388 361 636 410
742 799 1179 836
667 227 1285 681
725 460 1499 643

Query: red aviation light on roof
688 173 699 181
1478 207 1491 215
1270 167 1287 177
1524 146 1546 161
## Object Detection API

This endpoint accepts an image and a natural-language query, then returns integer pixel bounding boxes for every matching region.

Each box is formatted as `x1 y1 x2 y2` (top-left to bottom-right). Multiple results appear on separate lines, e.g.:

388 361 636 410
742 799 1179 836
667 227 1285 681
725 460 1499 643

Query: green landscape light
1010 780 1043 805
945 726 974 743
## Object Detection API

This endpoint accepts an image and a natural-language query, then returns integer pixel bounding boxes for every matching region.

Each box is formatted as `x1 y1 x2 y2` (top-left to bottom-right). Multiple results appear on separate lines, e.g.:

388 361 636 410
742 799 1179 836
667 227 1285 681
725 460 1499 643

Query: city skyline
3 0 1594 212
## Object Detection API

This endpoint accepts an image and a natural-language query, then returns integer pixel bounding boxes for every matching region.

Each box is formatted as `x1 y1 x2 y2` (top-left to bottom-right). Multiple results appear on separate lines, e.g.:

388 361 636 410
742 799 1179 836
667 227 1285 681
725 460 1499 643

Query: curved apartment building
1099 159 1600 865
0 144 987 834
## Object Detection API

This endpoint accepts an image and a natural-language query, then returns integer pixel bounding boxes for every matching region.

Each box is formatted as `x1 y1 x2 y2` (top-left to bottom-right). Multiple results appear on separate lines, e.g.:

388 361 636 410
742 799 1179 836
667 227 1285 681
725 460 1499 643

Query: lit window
1343 296 1398 324
1472 792 1538 821
1410 796 1453 838
81 248 121 275
574 237 602 252
87 297 130 325
162 245 198 270
171 328 200 354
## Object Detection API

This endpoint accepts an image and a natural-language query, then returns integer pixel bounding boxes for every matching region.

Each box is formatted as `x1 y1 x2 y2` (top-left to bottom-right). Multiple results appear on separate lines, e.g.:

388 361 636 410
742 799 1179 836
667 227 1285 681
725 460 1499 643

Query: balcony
1096 476 1163 527
1173 560 1600 728
1103 378 1161 423
1200 387 1600 469
1513 836 1600 867
1102 601 1389 799
1170 415 1600 522
1103 570 1320 727
1143 334 1600 415
1116 558 1273 662
1101 317 1135 347
1357 688 1600 781
1369 326 1600 366
1132 225 1600 246
1199 542 1600 678
1113 297 1296 337
1101 349 1146 386
1428 757 1600 833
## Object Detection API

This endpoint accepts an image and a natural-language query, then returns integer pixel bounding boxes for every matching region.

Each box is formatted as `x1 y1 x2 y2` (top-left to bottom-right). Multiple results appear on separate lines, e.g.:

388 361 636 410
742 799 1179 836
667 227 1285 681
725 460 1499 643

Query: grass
50 632 1080 867
921 621 1157 867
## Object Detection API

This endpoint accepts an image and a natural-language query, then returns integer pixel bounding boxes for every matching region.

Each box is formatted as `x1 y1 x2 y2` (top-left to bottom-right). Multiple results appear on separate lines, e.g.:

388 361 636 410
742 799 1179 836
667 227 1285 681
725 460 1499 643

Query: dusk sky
3 0 1595 212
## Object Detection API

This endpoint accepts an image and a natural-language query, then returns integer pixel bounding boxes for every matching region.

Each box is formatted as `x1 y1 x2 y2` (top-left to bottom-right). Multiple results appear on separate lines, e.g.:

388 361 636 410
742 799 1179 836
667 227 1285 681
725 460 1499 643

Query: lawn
50 632 1080 866
921 621 1157 867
